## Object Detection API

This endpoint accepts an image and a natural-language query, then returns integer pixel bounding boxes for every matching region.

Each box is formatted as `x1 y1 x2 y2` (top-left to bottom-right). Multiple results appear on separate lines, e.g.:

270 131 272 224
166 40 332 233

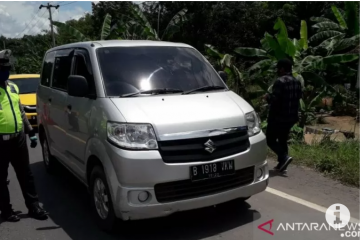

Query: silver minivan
37 40 269 230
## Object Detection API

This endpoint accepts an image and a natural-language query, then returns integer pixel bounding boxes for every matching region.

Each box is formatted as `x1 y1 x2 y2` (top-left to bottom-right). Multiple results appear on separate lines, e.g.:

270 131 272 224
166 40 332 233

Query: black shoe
273 164 287 174
1 210 20 222
28 205 49 220
11 209 22 216
279 157 293 172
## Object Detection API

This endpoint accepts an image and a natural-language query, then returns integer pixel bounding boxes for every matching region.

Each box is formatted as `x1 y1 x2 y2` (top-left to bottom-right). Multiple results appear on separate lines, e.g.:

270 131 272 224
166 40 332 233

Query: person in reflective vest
0 49 49 222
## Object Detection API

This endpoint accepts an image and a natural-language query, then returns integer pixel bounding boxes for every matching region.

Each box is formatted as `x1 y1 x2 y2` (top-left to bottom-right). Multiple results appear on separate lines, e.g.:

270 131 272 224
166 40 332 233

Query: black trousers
0 131 39 214
266 121 294 164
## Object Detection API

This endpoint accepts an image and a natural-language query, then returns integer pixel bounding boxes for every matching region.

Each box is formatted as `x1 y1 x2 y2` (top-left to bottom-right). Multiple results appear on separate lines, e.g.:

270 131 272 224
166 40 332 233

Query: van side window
73 54 96 95
41 51 55 87
52 56 72 91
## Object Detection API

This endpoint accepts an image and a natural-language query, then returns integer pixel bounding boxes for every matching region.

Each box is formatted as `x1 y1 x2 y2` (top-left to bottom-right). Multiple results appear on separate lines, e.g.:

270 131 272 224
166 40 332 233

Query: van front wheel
41 135 57 174
90 166 116 232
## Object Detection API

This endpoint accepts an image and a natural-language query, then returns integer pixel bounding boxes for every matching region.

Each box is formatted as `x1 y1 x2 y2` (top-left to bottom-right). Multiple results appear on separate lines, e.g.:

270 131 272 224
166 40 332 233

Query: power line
24 11 49 36
12 9 42 39
13 9 47 39
27 10 56 36
59 1 76 7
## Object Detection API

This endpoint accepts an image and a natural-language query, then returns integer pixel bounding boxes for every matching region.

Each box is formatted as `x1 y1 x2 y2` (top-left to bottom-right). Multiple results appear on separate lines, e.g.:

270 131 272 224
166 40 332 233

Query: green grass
268 140 359 187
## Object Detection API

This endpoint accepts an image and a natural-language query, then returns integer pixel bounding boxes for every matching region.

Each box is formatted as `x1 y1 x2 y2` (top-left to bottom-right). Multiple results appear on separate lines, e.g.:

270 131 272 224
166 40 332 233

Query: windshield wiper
120 88 183 97
182 85 227 95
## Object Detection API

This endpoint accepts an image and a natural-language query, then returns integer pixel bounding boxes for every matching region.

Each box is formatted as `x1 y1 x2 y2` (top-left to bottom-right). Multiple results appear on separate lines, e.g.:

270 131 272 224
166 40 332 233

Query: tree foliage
0 1 357 101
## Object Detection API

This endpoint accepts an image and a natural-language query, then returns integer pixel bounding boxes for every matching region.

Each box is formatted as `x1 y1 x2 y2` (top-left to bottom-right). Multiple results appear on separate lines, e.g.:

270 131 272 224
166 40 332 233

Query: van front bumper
115 175 268 220
104 132 269 220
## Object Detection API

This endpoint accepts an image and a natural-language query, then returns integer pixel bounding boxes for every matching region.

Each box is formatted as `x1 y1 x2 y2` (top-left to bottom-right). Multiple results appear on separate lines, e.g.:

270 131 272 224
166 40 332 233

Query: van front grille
158 130 250 163
154 166 255 203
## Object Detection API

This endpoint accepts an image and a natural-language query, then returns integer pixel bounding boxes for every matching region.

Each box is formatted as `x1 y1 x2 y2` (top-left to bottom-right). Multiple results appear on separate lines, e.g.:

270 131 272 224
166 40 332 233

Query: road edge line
265 187 360 224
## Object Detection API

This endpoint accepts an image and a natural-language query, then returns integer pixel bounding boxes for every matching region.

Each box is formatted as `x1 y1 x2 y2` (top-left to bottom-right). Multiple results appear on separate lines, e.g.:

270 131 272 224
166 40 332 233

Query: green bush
287 140 359 187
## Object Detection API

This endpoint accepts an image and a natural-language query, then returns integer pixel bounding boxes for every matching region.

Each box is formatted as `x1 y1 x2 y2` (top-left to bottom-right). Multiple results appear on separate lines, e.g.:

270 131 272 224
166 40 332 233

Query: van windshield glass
96 46 226 96
9 78 40 94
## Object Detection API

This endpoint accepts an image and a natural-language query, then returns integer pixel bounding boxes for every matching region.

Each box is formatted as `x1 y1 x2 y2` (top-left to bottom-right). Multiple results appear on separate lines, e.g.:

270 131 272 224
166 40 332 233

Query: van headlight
107 122 158 150
245 111 261 136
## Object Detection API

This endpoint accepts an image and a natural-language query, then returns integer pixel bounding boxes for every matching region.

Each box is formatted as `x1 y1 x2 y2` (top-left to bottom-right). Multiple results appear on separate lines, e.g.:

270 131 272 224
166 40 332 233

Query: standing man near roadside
264 58 302 173
0 49 49 222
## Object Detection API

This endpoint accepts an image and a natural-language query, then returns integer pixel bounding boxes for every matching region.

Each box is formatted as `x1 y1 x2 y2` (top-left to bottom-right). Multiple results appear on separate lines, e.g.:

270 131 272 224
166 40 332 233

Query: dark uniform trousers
0 131 39 214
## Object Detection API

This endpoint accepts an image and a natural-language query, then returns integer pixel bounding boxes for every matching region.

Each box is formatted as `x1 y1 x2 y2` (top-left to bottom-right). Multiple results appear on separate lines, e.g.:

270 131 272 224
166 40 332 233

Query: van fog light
256 168 263 178
138 191 149 202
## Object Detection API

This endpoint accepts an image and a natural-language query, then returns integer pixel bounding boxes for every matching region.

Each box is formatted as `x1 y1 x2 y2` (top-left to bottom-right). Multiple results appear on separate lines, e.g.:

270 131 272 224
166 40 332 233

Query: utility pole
39 3 59 47
157 2 161 37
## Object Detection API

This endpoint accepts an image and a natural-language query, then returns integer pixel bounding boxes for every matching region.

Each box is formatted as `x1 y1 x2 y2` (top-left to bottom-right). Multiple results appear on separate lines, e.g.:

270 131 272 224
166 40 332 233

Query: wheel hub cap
93 178 109 219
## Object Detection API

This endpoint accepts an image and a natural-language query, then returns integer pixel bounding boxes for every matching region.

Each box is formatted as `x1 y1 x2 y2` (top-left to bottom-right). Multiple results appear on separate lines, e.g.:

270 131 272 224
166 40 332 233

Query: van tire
90 166 116 232
41 134 57 174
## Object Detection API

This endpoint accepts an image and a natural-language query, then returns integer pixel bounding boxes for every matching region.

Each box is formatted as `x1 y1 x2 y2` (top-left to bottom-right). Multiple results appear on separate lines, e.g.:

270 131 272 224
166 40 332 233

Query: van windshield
9 78 40 94
96 46 226 96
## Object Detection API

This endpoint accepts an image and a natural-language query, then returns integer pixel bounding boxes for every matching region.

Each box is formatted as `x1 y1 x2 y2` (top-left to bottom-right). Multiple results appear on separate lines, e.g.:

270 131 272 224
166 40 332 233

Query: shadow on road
269 169 288 178
30 161 260 240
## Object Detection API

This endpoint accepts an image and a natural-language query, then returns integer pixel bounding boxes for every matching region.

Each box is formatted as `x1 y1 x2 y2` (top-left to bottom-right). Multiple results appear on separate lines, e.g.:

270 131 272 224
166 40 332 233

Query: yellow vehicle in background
8 74 40 128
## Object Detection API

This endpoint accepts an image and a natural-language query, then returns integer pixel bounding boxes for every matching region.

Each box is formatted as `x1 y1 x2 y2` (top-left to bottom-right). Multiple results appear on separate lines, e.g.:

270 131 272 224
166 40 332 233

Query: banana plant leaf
204 44 224 59
316 33 345 50
300 20 308 50
333 34 360 52
312 21 343 32
131 5 159 40
233 47 267 57
220 54 233 68
265 33 286 60
309 30 344 43
285 38 297 57
52 21 90 42
332 5 348 29
260 33 272 52
322 53 359 64
293 72 305 88
100 14 112 40
310 17 332 23
248 59 273 73
274 18 288 39
300 98 306 111
161 8 188 40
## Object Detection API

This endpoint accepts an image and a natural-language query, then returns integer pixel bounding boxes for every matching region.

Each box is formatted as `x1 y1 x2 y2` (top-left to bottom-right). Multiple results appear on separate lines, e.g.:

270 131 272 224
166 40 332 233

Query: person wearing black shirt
264 59 302 173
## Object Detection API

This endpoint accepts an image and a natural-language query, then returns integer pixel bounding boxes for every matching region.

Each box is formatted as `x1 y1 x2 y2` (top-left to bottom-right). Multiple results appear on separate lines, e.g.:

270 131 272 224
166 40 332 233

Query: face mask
0 70 9 82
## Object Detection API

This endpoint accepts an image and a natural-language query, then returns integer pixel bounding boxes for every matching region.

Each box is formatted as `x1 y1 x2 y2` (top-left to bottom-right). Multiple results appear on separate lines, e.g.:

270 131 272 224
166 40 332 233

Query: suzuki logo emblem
204 139 216 153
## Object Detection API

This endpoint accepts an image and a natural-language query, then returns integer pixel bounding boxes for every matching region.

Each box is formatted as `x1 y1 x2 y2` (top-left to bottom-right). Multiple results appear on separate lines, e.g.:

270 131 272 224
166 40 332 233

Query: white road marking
266 187 360 224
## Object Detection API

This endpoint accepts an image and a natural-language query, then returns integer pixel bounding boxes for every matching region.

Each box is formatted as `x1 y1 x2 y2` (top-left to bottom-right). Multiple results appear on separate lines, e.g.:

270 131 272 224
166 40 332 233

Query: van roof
48 40 194 52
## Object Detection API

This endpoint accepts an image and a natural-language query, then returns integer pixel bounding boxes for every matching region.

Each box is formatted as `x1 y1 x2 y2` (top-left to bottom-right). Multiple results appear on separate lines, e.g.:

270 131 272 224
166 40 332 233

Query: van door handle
48 98 52 102
67 105 72 111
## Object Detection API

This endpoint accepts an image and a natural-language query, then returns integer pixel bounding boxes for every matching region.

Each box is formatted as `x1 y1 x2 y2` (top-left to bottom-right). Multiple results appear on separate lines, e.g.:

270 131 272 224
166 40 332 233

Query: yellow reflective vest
0 82 23 134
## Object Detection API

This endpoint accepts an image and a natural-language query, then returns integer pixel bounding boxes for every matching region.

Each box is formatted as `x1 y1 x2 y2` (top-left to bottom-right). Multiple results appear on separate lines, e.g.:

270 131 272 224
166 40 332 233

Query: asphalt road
0 138 359 240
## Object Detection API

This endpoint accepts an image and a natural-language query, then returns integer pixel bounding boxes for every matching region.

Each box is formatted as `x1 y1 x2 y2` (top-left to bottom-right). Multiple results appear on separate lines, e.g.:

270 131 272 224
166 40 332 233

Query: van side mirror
68 75 89 97
218 71 227 83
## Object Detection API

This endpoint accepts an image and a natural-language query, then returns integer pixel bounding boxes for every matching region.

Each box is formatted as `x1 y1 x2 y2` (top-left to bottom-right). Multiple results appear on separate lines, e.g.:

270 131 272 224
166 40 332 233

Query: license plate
190 160 235 181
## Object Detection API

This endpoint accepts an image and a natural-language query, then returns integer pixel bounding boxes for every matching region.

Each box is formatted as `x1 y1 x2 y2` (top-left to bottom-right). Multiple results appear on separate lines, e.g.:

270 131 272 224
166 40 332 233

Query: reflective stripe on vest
0 82 23 134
